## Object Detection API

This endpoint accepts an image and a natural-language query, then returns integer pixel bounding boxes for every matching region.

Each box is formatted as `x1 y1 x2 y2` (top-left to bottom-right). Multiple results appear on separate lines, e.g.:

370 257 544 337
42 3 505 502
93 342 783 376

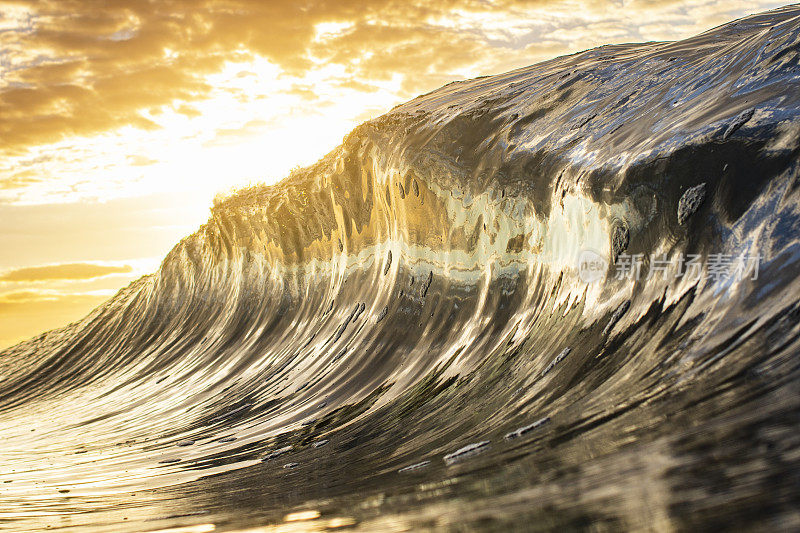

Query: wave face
3 6 800 531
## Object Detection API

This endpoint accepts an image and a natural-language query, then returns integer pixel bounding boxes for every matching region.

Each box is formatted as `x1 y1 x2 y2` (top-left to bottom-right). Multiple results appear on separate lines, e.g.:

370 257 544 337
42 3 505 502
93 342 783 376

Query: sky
0 0 791 348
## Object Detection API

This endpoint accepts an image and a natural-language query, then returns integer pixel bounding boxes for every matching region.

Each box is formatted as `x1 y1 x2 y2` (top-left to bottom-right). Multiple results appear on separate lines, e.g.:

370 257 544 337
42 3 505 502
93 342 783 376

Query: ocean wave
2 5 800 531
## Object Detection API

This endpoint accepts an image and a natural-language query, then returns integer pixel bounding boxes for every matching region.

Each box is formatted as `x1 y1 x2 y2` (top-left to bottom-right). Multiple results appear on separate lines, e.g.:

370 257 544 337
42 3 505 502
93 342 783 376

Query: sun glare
0 55 404 209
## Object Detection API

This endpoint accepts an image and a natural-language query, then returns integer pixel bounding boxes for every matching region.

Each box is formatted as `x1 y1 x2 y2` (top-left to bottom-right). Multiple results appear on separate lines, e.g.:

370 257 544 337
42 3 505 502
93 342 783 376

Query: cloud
127 154 158 166
0 290 56 303
0 0 788 157
204 119 270 147
0 168 42 189
0 288 110 348
0 288 113 304
0 262 133 282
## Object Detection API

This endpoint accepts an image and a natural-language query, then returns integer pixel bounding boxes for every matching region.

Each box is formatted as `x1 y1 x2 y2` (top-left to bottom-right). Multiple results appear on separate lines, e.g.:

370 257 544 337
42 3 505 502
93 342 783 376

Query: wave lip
2 5 800 531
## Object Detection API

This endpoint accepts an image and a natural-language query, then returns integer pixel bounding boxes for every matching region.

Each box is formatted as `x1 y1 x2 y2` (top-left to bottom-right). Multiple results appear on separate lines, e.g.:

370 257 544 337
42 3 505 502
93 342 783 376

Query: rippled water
2 6 800 532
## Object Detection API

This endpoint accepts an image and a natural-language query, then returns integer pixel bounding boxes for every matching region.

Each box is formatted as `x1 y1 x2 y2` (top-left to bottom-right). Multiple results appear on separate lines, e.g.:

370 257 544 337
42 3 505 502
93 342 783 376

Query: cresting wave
2 6 800 532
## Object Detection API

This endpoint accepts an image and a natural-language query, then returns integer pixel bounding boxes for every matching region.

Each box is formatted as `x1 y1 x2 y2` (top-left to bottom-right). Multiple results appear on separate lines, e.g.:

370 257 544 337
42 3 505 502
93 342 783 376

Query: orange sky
0 0 789 348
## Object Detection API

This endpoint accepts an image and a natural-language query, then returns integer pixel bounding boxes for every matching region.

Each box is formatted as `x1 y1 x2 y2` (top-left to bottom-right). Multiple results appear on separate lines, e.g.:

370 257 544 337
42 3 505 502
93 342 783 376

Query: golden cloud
0 0 785 157
0 262 133 282
0 289 110 348
0 0 570 154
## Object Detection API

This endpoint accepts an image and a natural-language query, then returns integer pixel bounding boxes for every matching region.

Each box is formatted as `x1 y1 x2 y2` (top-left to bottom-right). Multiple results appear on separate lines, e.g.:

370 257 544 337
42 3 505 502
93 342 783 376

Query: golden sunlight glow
0 57 403 207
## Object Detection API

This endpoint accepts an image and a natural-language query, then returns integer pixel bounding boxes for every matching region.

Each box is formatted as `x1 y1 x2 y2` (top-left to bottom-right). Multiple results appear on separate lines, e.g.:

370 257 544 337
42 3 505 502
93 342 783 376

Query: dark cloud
0 262 133 282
